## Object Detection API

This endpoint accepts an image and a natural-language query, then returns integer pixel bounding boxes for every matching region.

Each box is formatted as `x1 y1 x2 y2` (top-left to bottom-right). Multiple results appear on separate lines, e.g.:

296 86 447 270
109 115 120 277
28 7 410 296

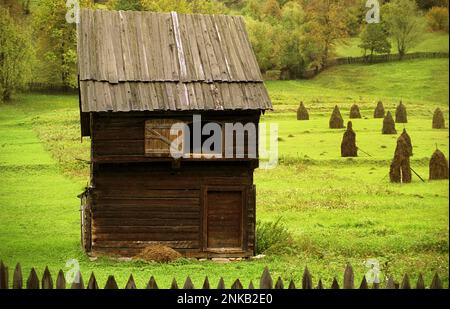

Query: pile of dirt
389 134 412 183
395 101 408 123
297 101 309 120
135 245 182 263
382 111 397 134
432 108 445 129
329 105 344 129
429 149 449 180
374 101 385 118
400 129 413 156
349 104 361 119
341 121 357 157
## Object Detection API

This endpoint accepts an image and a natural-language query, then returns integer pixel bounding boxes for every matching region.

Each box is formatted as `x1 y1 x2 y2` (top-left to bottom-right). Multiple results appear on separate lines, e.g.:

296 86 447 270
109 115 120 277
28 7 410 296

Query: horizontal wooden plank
92 211 200 219
95 189 200 199
93 197 200 207
93 225 199 234
93 218 199 227
92 232 199 241
93 140 144 156
93 240 199 249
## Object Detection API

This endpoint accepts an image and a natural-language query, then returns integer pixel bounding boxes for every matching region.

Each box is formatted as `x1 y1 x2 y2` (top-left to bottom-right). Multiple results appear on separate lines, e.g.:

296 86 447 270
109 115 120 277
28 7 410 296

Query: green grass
336 32 449 58
0 58 448 288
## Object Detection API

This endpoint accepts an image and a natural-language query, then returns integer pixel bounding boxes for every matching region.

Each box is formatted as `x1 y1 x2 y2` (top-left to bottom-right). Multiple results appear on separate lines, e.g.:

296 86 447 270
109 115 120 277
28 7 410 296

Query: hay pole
357 147 372 157
410 167 425 183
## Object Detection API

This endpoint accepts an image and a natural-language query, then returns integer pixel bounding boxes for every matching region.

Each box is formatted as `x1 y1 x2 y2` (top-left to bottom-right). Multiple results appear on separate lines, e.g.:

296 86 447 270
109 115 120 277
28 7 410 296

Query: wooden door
202 186 246 252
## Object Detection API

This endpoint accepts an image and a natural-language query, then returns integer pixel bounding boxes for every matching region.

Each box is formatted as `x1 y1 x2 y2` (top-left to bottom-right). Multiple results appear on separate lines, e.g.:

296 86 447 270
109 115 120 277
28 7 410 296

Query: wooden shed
77 9 272 258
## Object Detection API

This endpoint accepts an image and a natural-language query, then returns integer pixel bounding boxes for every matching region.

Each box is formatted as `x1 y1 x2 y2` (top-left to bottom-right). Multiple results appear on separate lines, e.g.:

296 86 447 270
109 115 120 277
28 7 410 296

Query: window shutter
145 119 182 157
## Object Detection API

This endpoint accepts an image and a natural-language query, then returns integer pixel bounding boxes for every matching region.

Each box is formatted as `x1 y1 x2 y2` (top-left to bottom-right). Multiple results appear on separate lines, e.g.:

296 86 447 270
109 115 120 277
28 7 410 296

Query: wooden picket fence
328 51 449 66
0 260 445 289
303 51 449 79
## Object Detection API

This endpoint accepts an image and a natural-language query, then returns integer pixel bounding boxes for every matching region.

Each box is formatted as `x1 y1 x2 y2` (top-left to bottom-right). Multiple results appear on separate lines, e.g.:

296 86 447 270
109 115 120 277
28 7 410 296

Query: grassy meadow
0 57 448 288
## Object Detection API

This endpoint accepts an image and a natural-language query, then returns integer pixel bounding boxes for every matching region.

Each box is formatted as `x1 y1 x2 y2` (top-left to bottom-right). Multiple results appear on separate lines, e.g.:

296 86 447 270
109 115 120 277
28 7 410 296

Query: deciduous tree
0 6 33 102
359 23 391 60
383 0 425 58
302 0 353 68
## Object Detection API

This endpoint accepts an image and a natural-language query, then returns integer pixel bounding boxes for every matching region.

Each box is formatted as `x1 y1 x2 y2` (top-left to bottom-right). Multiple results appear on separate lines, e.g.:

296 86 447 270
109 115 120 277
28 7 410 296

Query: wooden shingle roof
77 9 272 112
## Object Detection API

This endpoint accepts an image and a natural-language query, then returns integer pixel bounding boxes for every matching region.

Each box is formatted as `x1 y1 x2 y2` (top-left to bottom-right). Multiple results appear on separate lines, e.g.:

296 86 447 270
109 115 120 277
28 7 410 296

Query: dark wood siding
205 189 244 249
90 162 255 257
91 111 260 162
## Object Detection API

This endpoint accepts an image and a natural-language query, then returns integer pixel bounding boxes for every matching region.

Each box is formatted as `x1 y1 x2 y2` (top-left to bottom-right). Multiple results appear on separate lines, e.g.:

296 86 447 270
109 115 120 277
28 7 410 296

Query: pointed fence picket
0 260 445 289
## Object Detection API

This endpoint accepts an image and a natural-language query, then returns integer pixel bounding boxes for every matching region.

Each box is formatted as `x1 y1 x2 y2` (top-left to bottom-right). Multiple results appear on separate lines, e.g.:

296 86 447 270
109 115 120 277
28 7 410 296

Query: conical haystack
429 149 449 180
395 101 408 123
374 101 385 118
389 135 412 183
382 111 397 134
297 101 309 120
432 108 445 129
400 128 413 157
329 105 344 129
349 104 361 119
341 121 357 157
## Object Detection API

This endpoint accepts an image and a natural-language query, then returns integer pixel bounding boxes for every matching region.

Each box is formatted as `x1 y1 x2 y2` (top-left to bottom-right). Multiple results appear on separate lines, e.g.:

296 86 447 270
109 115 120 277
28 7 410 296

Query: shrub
264 70 281 80
256 217 293 254
426 6 449 32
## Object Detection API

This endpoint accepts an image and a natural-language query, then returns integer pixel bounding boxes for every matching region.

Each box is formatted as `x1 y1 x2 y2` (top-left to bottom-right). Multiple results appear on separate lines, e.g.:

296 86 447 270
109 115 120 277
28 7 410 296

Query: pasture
0 58 448 288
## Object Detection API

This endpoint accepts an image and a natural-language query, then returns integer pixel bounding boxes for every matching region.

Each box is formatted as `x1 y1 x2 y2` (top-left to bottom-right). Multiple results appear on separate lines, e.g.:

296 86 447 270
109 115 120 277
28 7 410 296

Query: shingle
80 81 270 112
77 9 272 112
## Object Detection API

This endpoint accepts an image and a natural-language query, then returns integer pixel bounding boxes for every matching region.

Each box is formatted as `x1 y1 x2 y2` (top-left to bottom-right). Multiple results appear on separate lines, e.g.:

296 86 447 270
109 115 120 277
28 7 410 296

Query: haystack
429 149 449 180
382 111 397 134
349 104 361 119
329 105 344 129
374 101 385 118
389 135 412 183
135 245 182 263
341 121 357 157
432 108 445 129
297 101 309 120
395 101 408 123
400 128 413 157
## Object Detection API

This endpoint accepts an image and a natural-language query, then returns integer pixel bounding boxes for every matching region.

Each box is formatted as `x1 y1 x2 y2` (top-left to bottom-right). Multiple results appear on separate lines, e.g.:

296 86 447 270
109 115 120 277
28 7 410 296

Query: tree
0 6 33 102
415 0 448 10
359 23 391 60
140 0 226 13
302 0 353 68
278 1 306 78
33 0 93 89
245 16 281 73
262 0 282 19
426 6 449 32
108 0 142 10
383 0 425 58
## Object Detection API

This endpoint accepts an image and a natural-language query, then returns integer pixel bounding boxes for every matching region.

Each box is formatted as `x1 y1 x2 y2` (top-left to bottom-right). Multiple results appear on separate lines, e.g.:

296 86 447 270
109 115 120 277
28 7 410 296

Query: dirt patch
382 111 397 134
395 101 408 123
429 149 449 180
297 101 309 120
329 105 344 129
341 121 357 157
374 101 385 118
135 245 182 263
432 108 446 129
349 104 361 119
389 133 412 183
